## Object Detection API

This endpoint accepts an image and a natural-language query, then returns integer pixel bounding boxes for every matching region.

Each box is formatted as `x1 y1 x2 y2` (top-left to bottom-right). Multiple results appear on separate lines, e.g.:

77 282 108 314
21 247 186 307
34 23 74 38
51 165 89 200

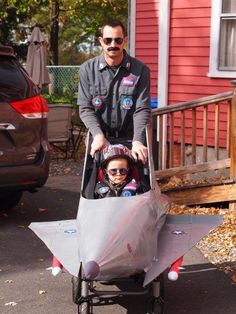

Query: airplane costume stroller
29 125 222 314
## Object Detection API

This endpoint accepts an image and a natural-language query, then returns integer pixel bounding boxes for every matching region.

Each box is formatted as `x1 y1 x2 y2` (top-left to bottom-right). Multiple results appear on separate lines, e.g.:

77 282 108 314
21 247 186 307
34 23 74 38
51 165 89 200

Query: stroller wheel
147 274 164 314
79 301 89 314
78 280 90 314
152 298 164 314
147 297 164 314
72 276 81 304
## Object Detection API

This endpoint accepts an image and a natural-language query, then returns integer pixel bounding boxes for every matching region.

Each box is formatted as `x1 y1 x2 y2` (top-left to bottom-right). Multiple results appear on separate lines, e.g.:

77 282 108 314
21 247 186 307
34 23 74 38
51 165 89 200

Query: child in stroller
95 143 143 198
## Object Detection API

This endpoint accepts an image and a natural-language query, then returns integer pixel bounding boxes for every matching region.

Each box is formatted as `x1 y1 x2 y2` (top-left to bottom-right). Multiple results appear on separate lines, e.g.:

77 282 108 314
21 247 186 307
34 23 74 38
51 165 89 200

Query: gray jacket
78 51 151 143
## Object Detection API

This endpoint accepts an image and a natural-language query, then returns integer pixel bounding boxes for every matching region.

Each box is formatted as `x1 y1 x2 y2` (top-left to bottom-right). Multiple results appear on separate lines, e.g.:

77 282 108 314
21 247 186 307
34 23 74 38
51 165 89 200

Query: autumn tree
47 0 128 64
0 0 128 64
0 0 48 42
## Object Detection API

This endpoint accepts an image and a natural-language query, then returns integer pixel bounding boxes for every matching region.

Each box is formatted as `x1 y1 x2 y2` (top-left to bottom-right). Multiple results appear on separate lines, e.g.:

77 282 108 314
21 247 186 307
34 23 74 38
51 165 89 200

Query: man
78 19 151 164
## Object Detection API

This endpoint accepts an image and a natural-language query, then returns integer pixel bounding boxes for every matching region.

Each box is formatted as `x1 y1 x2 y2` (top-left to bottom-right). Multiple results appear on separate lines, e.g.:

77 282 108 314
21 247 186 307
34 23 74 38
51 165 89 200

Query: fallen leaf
5 301 17 306
37 208 47 212
232 274 236 283
17 225 25 228
64 167 71 173
19 210 26 214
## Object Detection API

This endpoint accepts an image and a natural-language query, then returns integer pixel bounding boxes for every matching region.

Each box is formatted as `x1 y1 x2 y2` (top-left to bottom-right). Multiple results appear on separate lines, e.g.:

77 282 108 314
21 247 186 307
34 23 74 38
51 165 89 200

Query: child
95 144 141 198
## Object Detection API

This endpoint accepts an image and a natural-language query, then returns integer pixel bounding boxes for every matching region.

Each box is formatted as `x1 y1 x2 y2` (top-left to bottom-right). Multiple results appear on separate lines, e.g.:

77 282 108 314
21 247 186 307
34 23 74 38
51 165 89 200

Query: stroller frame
72 268 164 314
72 126 165 313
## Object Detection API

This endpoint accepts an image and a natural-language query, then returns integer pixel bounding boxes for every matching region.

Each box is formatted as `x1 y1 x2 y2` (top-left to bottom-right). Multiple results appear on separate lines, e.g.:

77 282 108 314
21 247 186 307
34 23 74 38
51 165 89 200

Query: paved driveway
0 175 235 314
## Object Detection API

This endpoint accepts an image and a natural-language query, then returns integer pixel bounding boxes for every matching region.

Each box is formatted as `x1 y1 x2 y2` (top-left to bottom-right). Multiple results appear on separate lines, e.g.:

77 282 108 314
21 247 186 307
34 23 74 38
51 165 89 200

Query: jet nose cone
84 261 100 280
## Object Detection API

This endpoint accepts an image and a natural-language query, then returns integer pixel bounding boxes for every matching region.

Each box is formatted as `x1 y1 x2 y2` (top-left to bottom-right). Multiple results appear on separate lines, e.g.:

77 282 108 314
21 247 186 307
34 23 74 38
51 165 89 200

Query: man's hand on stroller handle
90 134 148 165
132 141 148 165
90 133 108 157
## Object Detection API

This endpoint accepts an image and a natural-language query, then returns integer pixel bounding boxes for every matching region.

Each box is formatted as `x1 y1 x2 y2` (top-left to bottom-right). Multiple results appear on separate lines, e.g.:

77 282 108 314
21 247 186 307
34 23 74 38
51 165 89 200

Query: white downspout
129 0 136 57
158 0 170 108
158 0 170 168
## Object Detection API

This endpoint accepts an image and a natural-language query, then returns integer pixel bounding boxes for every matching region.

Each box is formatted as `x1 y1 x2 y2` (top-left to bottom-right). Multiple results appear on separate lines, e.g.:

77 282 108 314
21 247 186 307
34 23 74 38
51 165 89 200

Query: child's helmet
101 144 134 169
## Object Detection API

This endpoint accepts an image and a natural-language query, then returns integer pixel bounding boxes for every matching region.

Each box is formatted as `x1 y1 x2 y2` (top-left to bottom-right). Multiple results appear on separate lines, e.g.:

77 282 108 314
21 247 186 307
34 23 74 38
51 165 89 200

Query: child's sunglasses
107 168 129 176
102 37 124 45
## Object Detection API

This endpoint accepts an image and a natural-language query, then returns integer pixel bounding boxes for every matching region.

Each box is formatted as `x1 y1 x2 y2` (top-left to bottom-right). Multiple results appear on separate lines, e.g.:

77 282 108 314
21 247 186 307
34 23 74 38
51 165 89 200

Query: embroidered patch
98 186 110 195
121 190 133 197
91 96 103 109
125 62 131 70
99 63 105 69
121 96 133 110
121 76 136 86
64 229 77 234
170 230 185 235
125 180 138 191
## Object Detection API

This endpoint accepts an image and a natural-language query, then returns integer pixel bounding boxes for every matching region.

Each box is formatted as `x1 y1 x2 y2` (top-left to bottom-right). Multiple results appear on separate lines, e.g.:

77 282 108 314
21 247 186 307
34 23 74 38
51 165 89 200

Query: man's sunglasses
107 168 129 176
102 37 124 45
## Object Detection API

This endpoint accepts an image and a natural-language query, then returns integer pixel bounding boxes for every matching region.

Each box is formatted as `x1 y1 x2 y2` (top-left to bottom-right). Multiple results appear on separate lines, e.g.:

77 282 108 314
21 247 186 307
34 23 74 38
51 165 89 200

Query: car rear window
0 56 38 102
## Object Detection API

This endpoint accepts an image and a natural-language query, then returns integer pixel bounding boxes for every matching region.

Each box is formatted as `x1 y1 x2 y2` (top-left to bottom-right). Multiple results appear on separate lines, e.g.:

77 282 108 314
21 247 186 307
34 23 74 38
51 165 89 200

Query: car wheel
0 191 23 210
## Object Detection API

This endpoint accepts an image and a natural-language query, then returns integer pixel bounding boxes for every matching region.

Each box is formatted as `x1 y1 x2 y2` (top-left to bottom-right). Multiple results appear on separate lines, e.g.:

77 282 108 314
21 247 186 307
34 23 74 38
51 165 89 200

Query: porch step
161 179 236 206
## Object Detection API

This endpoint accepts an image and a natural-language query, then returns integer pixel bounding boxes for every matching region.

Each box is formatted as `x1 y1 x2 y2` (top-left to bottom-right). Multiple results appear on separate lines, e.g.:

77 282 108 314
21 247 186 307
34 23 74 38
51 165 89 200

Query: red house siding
135 0 159 98
169 0 231 104
135 0 232 148
169 0 231 147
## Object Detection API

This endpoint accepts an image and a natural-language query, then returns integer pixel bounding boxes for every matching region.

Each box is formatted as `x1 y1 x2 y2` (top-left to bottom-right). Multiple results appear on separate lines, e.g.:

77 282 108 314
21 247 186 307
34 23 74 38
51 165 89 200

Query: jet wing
143 214 223 286
29 220 80 277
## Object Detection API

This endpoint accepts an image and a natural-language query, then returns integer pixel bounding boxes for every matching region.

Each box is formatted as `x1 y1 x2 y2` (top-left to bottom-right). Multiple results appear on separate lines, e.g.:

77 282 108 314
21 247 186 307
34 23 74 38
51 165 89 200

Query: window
209 0 236 78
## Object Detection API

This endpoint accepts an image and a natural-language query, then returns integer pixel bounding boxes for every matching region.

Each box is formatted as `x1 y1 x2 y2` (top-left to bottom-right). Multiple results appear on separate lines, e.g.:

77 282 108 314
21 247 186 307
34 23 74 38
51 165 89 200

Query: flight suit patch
121 96 133 110
97 186 110 195
121 76 136 86
121 190 133 197
91 96 103 109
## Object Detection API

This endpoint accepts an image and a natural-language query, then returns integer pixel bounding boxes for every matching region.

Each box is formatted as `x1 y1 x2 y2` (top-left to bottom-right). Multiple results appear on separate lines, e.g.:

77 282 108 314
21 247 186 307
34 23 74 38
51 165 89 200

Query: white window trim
208 0 236 78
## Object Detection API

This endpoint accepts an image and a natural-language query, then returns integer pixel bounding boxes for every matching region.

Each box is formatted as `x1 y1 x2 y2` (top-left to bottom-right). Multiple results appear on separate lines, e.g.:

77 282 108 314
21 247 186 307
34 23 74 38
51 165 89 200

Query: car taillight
10 95 49 119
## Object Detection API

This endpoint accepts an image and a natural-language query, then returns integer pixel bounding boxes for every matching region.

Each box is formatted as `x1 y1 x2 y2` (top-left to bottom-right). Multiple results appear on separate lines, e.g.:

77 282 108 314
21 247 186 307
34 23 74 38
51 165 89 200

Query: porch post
229 80 236 210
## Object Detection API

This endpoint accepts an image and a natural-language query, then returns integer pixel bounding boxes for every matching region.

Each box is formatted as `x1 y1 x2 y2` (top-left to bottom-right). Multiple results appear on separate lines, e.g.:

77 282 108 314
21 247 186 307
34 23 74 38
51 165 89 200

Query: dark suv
0 46 50 210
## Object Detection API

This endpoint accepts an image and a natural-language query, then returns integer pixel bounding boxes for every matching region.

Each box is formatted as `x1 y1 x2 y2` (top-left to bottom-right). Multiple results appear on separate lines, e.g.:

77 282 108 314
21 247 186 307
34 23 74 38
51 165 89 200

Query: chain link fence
47 65 80 96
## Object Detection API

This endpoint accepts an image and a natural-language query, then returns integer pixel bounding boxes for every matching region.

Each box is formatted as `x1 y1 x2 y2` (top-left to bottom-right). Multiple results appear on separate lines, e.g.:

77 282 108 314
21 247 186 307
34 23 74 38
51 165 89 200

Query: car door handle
0 123 16 130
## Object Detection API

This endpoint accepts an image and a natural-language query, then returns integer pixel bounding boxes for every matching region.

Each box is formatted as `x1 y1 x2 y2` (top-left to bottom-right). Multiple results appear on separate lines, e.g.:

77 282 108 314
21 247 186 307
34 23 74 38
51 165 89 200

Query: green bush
43 93 77 107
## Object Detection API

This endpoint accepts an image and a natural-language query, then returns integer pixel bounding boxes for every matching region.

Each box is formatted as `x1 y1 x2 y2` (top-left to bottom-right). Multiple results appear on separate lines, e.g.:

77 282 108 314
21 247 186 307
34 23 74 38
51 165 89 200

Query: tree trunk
50 0 59 65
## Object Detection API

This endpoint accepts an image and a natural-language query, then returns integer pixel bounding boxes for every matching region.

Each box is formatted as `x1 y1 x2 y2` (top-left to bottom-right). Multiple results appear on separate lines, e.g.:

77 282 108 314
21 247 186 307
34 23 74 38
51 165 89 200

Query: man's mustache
107 47 120 51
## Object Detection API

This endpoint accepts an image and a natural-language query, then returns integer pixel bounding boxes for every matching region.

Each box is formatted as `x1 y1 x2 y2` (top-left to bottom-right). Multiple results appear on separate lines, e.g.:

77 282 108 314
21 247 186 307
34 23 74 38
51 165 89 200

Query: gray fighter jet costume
78 50 151 143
